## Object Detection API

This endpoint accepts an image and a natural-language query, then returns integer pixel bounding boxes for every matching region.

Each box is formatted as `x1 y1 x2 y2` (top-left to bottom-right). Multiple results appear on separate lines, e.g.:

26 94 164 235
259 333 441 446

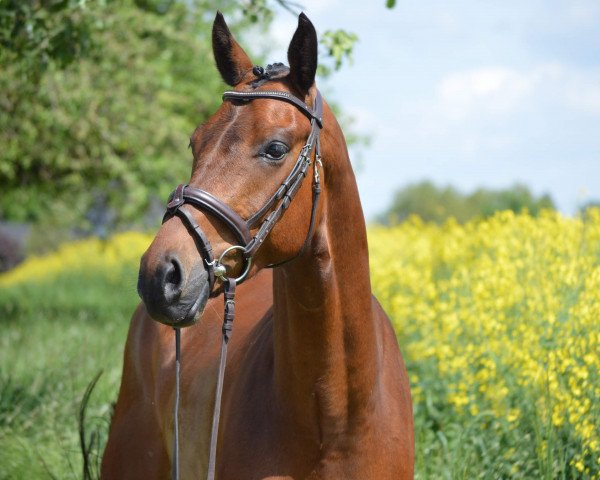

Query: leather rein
163 87 324 480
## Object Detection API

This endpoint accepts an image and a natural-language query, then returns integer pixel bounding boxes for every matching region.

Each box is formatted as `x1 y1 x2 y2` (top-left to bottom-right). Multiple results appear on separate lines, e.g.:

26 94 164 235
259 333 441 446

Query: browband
223 90 323 128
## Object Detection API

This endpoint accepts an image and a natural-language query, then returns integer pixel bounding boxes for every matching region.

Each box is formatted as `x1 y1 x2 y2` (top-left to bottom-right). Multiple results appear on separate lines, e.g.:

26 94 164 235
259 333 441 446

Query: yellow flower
368 209 600 468
0 232 152 287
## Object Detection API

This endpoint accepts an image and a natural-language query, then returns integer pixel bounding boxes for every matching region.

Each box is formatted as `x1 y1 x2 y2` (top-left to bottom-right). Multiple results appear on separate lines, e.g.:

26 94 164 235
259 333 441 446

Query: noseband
162 87 324 480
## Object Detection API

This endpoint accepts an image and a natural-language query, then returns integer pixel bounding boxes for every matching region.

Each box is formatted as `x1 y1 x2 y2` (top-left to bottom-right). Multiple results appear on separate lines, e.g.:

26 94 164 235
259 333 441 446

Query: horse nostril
166 260 182 286
163 257 184 302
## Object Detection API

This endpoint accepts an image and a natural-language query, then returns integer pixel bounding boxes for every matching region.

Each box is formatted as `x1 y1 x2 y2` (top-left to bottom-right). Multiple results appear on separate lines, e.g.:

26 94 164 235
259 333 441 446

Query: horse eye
262 141 289 161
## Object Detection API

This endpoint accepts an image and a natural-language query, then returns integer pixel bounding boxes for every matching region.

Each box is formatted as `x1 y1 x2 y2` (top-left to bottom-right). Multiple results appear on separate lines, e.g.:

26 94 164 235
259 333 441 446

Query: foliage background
0 0 358 234
379 181 556 225
1 1 247 230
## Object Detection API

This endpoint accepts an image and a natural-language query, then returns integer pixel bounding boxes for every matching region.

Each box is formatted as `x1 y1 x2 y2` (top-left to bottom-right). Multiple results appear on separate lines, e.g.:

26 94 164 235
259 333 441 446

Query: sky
261 0 600 220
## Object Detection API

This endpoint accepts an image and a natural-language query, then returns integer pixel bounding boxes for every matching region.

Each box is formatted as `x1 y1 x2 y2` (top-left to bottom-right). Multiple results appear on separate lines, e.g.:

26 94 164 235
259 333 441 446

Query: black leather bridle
164 88 323 291
163 87 324 480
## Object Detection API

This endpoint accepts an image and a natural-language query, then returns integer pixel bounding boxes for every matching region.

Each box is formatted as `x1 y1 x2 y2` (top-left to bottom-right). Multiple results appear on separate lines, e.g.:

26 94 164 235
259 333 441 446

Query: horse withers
101 12 414 480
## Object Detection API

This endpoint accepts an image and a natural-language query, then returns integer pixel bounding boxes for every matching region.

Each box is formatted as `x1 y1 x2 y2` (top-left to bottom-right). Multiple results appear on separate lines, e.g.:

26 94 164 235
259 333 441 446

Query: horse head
137 12 331 327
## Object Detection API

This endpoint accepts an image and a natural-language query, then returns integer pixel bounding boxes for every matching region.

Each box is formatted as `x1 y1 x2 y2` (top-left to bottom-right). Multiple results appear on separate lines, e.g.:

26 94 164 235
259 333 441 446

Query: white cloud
438 66 540 120
436 64 600 121
360 62 600 167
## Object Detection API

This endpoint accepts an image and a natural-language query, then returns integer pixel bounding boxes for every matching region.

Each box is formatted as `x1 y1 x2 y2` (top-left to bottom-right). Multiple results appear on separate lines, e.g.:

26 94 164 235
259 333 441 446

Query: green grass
0 268 136 479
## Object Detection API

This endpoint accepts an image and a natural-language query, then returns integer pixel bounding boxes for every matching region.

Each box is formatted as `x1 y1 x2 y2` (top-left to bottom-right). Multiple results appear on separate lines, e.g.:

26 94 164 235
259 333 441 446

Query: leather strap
223 90 323 128
266 157 321 268
172 328 181 480
243 145 313 257
245 132 317 228
164 205 216 290
166 185 251 246
226 89 323 229
179 188 251 246
206 278 236 480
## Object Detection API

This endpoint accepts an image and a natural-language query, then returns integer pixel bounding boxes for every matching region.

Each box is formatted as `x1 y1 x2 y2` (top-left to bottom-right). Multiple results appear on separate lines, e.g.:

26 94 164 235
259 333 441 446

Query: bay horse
101 12 414 479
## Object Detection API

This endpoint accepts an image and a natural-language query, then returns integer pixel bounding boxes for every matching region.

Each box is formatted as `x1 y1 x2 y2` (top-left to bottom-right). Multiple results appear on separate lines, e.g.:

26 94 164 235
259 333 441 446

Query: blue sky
261 0 600 219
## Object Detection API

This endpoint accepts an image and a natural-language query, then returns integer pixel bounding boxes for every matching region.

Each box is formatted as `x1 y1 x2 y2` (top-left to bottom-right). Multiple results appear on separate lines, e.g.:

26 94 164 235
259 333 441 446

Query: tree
0 0 360 233
0 1 250 230
380 181 555 225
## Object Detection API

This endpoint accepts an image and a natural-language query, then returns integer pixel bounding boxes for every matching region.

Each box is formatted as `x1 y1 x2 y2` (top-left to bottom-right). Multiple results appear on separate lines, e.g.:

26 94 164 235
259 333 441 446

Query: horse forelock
250 62 291 88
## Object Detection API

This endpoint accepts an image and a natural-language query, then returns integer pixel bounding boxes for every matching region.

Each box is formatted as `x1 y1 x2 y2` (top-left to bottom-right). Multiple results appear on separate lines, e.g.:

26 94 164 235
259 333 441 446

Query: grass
0 268 136 479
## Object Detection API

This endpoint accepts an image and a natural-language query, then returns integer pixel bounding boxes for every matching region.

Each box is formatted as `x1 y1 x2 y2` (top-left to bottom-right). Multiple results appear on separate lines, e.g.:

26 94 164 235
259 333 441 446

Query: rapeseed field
0 210 598 478
370 209 600 478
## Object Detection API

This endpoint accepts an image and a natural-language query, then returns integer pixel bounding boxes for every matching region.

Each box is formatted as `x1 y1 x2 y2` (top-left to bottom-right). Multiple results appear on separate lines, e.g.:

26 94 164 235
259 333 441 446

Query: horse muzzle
137 252 209 327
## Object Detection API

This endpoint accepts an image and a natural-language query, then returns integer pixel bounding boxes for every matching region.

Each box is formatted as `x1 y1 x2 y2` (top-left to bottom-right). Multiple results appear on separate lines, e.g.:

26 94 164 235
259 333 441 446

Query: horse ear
212 12 253 86
287 13 318 95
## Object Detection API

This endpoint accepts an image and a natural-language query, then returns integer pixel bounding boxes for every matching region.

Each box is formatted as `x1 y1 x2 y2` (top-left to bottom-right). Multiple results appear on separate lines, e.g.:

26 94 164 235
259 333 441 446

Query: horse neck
271 119 378 441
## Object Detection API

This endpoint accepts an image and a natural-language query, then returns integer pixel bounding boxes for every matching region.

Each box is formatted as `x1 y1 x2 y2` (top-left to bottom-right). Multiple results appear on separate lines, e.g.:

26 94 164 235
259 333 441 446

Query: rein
164 87 324 480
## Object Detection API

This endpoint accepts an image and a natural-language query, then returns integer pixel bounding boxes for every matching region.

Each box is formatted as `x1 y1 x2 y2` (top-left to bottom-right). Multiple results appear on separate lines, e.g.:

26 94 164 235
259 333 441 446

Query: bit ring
207 245 252 283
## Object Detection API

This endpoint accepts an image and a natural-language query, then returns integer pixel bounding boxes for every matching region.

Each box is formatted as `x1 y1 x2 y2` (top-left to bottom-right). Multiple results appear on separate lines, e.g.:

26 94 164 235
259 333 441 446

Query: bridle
164 88 323 289
162 86 324 480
